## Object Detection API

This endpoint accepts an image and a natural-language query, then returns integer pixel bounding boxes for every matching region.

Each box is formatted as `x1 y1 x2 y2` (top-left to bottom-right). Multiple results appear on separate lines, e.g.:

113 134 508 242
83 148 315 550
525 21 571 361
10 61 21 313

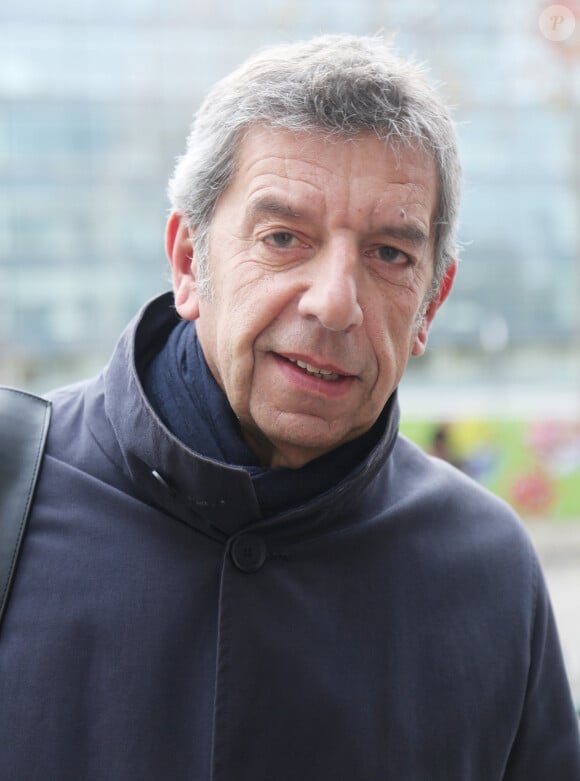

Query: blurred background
0 0 579 705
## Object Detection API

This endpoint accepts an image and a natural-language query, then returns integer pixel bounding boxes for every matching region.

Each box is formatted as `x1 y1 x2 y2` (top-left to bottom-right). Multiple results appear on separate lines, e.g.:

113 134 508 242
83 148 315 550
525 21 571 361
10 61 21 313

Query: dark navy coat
1 294 579 780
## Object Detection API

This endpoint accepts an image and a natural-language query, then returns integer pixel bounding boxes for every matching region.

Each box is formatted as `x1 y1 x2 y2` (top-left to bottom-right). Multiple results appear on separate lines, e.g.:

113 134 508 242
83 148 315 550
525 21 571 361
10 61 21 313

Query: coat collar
103 293 401 542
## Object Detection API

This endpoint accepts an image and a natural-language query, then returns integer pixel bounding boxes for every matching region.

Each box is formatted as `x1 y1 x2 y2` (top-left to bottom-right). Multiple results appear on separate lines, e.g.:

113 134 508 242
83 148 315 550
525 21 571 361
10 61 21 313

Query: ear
411 260 457 357
165 210 200 321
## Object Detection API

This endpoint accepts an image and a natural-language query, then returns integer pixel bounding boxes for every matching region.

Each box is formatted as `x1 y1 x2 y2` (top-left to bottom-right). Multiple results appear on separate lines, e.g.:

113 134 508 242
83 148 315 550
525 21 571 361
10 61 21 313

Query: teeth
289 358 340 381
296 360 334 375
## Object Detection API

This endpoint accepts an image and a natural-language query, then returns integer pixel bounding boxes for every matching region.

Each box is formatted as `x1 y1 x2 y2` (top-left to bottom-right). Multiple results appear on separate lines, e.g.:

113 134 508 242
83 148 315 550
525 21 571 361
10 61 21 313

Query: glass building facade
1 0 579 417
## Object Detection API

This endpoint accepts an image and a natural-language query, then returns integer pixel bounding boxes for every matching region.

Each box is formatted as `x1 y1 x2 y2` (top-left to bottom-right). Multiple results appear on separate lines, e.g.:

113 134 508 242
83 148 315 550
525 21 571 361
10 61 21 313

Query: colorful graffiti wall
401 418 580 518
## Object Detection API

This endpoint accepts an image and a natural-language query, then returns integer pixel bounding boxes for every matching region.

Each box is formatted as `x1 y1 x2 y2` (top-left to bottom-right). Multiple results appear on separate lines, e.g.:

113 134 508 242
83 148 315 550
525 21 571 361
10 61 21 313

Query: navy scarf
143 320 386 518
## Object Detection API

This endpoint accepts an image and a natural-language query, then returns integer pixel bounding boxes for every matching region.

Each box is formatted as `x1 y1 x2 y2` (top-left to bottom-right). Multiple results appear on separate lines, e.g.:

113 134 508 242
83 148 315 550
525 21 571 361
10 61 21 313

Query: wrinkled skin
167 126 455 468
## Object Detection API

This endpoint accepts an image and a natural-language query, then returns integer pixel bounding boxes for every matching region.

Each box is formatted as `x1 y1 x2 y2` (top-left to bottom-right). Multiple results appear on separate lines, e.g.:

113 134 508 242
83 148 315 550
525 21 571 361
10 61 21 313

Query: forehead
226 125 438 223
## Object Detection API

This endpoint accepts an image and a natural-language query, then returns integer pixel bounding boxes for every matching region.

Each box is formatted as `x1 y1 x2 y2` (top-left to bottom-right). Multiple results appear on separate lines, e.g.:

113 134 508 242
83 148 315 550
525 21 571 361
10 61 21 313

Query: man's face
168 126 454 469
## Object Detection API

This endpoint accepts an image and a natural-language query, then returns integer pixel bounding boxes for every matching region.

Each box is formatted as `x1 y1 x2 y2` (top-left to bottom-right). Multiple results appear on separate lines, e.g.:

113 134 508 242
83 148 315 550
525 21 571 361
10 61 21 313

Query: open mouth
286 357 341 382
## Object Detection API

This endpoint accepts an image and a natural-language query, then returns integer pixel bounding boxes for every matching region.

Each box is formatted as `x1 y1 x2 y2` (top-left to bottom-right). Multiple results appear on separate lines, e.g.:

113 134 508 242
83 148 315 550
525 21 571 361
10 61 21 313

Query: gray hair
168 34 462 298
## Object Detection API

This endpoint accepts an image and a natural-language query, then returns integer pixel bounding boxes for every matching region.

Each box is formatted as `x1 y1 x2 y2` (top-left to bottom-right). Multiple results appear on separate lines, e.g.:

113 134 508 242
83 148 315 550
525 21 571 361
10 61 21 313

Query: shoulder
41 373 132 493
393 431 523 525
387 432 537 586
45 375 104 454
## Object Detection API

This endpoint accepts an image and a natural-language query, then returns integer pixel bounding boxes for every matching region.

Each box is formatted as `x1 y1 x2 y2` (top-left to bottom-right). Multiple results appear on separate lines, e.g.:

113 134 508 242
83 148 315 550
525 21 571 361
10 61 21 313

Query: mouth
286 357 341 382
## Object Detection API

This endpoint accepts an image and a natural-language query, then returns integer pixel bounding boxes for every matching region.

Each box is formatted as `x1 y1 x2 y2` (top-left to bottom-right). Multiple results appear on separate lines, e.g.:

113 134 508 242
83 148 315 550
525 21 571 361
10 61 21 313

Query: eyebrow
246 196 304 222
376 223 430 248
246 195 430 247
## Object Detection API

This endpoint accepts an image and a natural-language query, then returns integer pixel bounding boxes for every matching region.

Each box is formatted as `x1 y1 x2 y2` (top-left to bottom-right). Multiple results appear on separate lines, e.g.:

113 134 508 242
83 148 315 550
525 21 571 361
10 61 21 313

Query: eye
372 245 412 265
263 231 299 248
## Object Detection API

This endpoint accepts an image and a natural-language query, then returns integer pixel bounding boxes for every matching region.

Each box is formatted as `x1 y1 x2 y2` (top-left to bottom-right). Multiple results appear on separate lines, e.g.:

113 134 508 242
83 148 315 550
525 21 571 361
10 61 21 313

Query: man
1 34 579 780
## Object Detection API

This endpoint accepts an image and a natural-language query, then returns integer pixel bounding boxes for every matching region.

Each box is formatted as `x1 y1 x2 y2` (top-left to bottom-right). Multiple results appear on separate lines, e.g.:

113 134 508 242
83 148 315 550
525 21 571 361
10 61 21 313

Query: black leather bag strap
0 387 51 630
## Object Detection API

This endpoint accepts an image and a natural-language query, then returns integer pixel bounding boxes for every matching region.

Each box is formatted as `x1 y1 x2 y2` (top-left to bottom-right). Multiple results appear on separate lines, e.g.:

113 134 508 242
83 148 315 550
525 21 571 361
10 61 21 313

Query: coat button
231 534 267 573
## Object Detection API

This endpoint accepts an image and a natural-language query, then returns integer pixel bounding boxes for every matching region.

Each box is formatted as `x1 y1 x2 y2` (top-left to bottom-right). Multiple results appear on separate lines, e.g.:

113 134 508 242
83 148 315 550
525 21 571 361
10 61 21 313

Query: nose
297 243 364 332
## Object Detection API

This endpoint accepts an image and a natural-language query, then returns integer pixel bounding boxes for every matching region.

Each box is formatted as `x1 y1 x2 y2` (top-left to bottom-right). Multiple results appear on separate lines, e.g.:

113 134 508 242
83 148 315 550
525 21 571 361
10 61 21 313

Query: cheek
244 278 302 338
368 304 419 375
213 297 274 393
